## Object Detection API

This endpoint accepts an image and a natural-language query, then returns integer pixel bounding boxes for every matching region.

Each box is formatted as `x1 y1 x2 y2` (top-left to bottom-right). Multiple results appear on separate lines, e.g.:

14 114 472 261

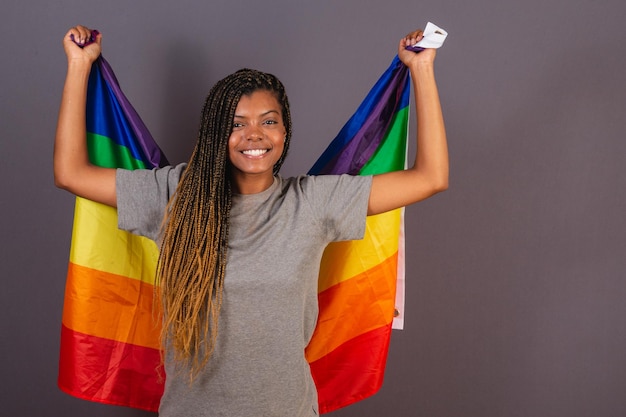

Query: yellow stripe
69 198 159 284
62 262 162 349
318 209 401 292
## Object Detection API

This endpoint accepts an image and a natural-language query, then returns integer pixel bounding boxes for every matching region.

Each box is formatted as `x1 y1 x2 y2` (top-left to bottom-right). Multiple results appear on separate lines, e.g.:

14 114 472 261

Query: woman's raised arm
54 25 117 207
368 29 448 215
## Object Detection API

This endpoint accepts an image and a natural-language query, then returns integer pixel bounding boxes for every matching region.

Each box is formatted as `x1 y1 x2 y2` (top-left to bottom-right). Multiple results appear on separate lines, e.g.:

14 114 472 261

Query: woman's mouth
242 149 268 157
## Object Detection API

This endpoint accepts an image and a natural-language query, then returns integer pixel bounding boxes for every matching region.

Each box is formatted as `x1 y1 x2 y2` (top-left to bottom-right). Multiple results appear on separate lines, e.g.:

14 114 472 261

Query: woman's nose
246 125 263 140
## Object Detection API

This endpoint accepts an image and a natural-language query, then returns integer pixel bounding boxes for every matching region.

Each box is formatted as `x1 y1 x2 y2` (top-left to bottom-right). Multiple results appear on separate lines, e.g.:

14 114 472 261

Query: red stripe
58 325 164 411
310 324 392 414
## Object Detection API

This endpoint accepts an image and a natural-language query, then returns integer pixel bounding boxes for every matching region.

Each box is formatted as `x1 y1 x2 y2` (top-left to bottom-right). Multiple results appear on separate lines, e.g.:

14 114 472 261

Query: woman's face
228 90 286 186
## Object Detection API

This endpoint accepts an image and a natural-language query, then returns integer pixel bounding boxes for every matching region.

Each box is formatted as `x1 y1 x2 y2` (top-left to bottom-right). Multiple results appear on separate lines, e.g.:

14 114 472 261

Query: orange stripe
318 209 401 292
305 252 398 362
62 262 161 349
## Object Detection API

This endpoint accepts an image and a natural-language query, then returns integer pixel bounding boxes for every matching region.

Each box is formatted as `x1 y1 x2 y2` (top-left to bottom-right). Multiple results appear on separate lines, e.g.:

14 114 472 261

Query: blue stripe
85 63 151 165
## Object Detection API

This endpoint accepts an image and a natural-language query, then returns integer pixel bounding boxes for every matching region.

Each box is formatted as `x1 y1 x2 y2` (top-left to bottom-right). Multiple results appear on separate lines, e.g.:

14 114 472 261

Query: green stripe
87 133 147 170
360 106 409 175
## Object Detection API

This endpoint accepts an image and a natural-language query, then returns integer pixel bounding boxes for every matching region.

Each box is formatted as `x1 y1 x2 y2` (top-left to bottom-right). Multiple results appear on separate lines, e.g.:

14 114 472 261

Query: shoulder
117 163 187 190
277 174 372 207
116 163 187 241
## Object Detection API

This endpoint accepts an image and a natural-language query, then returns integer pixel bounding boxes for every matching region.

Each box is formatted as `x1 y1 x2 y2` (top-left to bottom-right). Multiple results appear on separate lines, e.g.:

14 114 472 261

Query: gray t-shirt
117 165 372 417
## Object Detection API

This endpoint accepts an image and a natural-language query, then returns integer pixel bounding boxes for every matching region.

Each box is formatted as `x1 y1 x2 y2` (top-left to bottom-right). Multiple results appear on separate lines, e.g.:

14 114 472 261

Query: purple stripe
98 57 168 168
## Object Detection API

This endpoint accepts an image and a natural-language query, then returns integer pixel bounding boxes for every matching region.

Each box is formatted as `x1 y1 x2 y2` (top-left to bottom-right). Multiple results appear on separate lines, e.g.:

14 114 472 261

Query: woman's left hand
398 29 436 67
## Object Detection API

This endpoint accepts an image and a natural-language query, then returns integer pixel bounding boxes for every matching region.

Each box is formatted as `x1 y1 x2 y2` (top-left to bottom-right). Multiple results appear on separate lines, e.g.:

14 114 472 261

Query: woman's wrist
66 58 93 73
409 61 435 83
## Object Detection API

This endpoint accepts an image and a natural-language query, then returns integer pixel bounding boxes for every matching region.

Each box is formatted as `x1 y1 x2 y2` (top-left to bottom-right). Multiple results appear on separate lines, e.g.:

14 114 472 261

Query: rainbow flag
306 55 409 413
57 55 168 411
58 54 410 413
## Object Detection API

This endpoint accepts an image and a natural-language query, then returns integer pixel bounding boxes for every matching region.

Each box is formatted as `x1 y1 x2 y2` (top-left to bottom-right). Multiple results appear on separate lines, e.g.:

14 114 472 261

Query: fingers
65 25 100 47
401 29 424 48
63 25 102 64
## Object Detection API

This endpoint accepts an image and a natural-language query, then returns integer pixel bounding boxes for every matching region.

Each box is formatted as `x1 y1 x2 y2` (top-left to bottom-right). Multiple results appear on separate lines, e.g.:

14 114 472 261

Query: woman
55 25 448 417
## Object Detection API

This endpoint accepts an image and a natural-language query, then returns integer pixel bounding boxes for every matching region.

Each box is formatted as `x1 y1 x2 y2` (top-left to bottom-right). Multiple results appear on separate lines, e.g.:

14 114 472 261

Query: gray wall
2 1 625 416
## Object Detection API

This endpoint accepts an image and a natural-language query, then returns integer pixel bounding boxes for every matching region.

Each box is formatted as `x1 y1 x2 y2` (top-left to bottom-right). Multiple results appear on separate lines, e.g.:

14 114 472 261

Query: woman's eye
263 120 277 125
233 122 243 128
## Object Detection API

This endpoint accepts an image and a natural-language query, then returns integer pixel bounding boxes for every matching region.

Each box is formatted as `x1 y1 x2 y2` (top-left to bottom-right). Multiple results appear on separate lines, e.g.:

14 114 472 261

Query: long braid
156 69 292 381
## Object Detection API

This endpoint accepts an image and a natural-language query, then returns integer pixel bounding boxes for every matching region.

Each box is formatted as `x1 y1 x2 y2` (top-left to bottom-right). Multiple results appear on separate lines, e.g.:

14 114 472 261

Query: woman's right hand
63 25 102 65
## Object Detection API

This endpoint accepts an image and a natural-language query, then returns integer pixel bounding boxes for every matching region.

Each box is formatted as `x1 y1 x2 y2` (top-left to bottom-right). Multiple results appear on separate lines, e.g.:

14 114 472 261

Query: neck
231 173 275 195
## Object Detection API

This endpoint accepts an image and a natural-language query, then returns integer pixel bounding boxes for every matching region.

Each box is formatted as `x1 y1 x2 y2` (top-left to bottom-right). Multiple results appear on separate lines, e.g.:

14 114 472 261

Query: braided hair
156 68 292 380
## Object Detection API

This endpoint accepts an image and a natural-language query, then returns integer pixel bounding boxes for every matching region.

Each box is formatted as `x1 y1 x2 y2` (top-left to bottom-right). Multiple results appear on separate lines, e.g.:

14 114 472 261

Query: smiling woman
228 90 287 194
53 24 447 417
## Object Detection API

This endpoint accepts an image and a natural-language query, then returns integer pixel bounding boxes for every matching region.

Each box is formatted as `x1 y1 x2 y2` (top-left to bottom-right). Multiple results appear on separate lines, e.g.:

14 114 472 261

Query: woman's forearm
54 61 92 190
410 61 449 191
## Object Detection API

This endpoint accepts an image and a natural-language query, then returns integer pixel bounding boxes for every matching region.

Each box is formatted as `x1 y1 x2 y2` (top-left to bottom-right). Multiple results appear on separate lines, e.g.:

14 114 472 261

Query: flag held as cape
58 49 410 413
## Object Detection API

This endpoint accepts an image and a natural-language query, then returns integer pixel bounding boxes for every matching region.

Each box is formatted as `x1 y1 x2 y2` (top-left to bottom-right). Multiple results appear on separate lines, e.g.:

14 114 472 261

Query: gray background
1 0 625 416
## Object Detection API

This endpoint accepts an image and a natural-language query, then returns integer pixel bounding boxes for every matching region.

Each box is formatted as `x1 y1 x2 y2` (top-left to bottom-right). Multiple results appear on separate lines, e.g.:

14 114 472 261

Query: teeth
243 149 267 156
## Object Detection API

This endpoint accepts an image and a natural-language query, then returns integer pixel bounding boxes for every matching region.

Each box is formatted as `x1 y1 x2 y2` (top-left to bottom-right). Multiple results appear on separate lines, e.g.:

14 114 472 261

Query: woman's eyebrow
234 109 280 118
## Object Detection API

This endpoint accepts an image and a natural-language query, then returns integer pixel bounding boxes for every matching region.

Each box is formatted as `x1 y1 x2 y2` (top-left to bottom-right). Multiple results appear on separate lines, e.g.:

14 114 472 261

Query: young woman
55 25 448 417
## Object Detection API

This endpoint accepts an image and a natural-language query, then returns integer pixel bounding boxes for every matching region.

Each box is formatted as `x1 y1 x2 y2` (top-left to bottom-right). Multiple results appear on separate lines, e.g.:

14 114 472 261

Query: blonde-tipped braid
156 69 292 381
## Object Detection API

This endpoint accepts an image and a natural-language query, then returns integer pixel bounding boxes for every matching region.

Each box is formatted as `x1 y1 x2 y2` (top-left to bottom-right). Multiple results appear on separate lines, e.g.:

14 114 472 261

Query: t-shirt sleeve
116 163 186 242
301 174 373 242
